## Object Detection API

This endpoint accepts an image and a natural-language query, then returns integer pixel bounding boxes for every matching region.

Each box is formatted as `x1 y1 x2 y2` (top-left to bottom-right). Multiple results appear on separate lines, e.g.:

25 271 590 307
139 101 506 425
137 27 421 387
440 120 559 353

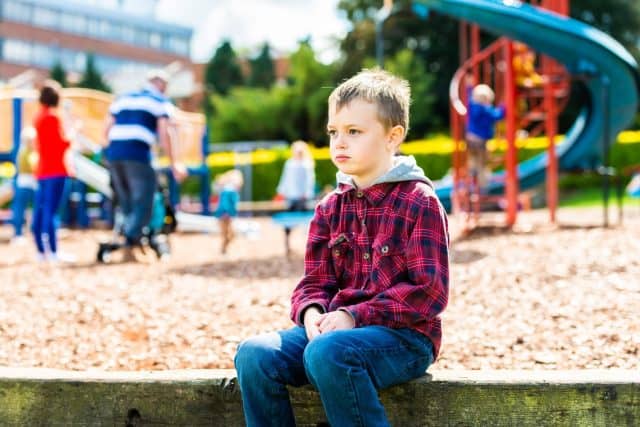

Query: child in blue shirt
213 169 243 254
466 83 505 190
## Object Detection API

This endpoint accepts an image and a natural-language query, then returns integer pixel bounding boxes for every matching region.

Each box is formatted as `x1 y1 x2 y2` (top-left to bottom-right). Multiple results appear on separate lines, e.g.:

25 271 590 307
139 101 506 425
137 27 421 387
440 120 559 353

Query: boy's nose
333 134 347 148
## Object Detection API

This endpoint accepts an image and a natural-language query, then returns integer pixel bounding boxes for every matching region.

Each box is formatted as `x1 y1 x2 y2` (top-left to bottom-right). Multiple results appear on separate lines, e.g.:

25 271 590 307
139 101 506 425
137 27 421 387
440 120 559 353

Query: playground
0 0 639 423
0 206 638 372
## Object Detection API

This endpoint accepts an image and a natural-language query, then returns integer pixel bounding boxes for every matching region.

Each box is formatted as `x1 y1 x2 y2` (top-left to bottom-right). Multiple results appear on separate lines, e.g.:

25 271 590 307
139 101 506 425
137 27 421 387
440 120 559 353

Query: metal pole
375 1 393 68
504 41 519 227
601 76 610 227
544 79 558 223
376 20 384 68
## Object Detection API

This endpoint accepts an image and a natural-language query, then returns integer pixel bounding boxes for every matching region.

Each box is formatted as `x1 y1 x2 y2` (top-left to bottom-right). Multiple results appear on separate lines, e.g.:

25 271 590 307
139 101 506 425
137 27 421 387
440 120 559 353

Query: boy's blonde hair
328 69 411 137
472 84 495 104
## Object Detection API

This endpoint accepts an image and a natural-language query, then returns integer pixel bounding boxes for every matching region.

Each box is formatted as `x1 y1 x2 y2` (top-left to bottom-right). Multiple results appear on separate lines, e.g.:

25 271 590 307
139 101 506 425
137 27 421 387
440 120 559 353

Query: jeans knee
303 334 354 383
234 336 277 381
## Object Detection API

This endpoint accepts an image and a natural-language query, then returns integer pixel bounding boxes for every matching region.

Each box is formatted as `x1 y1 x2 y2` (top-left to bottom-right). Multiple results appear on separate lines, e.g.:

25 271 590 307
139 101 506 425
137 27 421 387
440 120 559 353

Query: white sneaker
48 251 76 263
11 236 28 246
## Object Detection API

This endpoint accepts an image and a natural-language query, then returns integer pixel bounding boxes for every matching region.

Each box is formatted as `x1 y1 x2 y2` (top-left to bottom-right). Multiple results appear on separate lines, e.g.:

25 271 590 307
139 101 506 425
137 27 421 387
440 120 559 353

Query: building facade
0 0 198 102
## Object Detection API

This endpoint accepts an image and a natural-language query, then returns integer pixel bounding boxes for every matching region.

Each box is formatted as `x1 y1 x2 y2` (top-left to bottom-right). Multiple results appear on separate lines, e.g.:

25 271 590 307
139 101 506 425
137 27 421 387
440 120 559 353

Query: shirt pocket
328 232 353 282
371 234 406 289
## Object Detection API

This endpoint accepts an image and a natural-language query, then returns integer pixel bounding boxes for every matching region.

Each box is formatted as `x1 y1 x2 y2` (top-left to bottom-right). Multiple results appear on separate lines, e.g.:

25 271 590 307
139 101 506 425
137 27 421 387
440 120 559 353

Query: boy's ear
386 125 405 151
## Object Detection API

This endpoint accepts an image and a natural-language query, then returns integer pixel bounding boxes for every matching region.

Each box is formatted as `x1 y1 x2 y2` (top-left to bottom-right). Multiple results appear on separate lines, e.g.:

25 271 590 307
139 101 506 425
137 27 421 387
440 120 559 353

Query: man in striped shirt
105 70 185 257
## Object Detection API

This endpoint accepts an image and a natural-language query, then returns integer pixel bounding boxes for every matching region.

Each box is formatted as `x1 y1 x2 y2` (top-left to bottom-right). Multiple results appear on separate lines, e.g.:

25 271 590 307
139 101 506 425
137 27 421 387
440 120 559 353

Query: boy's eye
348 129 360 135
327 129 337 138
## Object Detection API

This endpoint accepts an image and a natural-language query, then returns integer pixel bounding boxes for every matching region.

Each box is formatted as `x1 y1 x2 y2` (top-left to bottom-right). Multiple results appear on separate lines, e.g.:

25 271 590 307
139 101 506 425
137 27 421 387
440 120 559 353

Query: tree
78 53 110 92
249 43 276 88
336 0 459 131
571 0 640 60
49 61 67 87
286 39 336 144
383 49 437 139
205 40 244 96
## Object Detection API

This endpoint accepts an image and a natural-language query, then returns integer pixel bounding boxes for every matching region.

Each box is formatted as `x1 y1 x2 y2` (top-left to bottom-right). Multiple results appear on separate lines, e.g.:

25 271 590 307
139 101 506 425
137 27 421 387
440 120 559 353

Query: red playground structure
449 0 571 229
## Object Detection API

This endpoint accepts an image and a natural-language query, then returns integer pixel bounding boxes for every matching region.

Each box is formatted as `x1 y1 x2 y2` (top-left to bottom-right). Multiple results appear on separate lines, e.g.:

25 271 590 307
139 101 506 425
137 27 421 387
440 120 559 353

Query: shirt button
363 252 370 260
381 245 389 254
356 191 364 198
333 249 341 257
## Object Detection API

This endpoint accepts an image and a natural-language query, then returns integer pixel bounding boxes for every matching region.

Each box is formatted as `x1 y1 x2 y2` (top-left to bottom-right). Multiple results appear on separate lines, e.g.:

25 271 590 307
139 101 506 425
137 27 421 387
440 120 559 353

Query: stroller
96 177 177 263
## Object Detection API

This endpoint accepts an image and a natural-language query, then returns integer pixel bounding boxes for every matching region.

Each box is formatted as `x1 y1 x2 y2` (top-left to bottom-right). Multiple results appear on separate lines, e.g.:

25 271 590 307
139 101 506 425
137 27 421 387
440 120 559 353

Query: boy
466 82 505 190
235 69 449 426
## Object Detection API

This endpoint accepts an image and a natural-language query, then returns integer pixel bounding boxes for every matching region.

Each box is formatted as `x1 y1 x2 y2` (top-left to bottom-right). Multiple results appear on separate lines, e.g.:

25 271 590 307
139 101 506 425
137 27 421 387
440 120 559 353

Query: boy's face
327 99 404 188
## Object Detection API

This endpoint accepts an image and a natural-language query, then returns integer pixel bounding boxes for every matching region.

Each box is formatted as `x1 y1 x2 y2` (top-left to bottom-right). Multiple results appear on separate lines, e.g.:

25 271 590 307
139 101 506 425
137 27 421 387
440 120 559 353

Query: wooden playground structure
0 86 211 219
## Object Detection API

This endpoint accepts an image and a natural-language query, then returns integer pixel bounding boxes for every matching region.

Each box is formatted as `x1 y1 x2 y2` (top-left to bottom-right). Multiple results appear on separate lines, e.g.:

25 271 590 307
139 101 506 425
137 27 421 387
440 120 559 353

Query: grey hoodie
336 155 434 190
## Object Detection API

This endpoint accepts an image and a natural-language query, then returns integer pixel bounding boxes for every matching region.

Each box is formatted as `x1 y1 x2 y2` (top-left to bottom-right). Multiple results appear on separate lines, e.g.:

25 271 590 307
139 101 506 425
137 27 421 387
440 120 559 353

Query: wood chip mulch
0 206 638 371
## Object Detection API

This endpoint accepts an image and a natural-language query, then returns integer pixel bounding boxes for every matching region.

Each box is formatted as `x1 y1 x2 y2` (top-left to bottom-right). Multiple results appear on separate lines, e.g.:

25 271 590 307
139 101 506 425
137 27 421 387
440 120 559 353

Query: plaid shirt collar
334 182 393 206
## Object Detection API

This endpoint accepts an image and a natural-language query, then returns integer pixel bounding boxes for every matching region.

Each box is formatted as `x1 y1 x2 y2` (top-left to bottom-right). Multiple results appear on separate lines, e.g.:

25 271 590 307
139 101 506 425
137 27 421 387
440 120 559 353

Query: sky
155 0 352 63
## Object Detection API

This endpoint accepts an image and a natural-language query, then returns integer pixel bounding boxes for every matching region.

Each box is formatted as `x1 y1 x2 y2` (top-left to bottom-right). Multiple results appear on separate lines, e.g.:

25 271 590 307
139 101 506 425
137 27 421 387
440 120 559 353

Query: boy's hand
303 307 322 341
318 311 355 334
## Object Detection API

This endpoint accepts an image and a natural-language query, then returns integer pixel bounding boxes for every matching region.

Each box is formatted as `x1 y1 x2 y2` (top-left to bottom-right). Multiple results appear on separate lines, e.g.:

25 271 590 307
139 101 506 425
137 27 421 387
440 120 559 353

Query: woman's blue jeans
234 325 434 427
32 176 66 254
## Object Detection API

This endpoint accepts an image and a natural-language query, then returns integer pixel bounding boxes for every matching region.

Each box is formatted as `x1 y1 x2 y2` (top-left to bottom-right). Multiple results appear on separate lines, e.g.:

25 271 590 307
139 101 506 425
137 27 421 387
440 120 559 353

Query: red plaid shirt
290 179 449 358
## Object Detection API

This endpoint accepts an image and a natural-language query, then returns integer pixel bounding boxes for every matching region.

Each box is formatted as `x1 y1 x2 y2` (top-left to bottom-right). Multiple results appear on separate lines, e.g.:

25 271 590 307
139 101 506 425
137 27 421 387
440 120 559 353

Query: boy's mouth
334 155 350 162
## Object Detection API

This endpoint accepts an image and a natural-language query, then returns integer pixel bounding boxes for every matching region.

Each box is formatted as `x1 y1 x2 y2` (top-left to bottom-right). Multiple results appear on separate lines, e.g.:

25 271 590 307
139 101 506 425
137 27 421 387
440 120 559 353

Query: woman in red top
32 80 71 262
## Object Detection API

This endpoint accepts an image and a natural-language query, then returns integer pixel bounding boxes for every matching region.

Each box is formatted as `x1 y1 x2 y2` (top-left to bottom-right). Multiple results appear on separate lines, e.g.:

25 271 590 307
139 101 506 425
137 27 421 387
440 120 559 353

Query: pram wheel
97 243 111 263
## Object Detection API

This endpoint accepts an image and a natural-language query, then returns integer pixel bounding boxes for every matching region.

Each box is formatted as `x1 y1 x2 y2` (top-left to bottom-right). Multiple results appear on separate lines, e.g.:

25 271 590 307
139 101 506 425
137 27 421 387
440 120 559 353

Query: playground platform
0 368 637 426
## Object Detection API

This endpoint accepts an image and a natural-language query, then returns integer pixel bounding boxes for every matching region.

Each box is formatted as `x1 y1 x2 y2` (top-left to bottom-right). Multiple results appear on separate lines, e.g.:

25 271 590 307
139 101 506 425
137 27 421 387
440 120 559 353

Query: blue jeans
32 176 66 254
109 160 156 245
12 185 35 237
234 325 434 427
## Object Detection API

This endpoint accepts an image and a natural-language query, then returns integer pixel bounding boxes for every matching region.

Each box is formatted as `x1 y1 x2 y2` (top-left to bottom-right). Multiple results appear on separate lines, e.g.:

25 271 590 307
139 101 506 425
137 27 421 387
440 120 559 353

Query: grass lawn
560 186 640 208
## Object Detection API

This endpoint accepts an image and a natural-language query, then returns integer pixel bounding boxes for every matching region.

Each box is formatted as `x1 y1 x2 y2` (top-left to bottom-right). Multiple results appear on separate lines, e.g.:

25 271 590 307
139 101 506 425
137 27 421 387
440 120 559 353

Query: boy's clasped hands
303 306 355 340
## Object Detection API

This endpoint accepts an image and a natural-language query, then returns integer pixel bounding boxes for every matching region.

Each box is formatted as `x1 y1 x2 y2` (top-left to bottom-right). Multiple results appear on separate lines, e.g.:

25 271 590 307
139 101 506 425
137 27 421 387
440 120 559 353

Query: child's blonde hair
328 68 411 137
290 140 314 166
215 168 244 189
20 126 36 146
472 84 495 104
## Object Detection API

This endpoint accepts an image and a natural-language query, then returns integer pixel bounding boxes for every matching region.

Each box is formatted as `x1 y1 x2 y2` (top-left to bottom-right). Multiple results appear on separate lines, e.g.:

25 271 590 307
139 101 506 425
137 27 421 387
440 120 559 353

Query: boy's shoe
11 236 27 246
47 251 77 264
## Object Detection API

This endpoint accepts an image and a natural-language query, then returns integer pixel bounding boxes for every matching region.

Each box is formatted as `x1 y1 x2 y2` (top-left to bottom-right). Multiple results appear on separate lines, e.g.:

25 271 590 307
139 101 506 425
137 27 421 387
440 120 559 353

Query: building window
121 26 135 43
168 36 189 56
60 13 87 34
2 39 31 64
149 32 162 49
32 6 59 28
86 17 101 38
2 0 32 22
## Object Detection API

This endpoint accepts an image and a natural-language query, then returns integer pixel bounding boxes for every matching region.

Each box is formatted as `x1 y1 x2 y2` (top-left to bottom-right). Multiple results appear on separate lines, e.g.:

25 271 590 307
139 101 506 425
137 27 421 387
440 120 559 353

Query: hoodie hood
336 155 433 190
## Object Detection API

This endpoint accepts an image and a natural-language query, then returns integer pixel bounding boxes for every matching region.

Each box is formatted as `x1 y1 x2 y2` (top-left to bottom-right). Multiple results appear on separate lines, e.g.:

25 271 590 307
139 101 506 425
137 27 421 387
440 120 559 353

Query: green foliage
205 40 244 96
249 43 276 88
78 53 110 92
571 0 640 61
49 61 67 87
336 0 458 133
208 40 336 145
383 49 438 139
209 86 290 142
285 40 336 145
